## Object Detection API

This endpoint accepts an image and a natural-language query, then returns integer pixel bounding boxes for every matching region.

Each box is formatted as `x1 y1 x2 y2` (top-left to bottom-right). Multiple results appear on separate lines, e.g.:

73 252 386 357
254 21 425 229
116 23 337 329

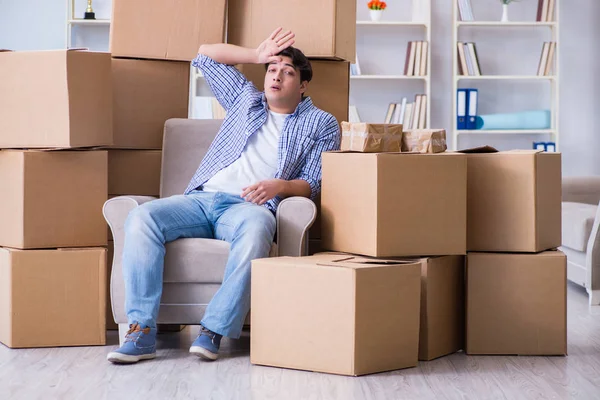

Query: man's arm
198 28 294 65
241 114 341 205
241 179 310 205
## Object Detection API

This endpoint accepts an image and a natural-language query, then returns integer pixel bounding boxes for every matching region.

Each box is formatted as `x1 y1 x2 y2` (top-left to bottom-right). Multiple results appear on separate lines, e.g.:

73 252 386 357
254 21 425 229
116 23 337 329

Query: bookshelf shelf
451 0 559 151
356 21 427 26
456 75 556 81
457 129 555 135
351 75 428 80
68 19 111 25
457 21 556 27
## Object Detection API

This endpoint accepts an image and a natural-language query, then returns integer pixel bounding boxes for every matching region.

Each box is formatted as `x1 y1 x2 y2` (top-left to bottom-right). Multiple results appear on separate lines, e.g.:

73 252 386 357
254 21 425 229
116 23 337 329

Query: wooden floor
2 282 600 400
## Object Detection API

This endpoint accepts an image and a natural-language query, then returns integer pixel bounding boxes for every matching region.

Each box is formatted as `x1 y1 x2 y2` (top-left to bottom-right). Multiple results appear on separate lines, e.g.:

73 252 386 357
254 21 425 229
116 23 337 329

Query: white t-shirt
202 110 289 195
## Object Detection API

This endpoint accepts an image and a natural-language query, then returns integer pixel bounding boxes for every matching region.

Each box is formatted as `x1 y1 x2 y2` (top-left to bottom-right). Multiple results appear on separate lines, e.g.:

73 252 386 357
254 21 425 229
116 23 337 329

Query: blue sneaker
107 323 157 364
189 325 222 361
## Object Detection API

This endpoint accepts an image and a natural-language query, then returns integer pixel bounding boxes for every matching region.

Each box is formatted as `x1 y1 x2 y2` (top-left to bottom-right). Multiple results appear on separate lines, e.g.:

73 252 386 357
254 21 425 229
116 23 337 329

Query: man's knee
125 203 159 234
235 209 276 239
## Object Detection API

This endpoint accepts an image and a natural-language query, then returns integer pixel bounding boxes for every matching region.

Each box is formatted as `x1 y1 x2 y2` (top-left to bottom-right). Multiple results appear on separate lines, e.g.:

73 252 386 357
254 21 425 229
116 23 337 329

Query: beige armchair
104 119 317 343
560 176 600 305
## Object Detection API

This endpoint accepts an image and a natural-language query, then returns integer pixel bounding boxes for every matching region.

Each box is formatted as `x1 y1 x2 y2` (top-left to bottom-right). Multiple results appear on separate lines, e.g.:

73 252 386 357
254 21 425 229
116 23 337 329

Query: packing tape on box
342 123 403 152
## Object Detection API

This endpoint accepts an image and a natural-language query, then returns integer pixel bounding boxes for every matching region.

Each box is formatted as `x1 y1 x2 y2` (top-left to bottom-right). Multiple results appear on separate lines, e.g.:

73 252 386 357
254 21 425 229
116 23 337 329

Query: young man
107 28 341 364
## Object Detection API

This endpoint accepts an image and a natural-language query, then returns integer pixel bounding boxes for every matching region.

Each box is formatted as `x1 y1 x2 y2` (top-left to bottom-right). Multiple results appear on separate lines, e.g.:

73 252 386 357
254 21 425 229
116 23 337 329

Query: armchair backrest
160 118 223 198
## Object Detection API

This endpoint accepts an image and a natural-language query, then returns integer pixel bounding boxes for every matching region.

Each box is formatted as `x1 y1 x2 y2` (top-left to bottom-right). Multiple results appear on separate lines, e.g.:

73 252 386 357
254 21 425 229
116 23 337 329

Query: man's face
264 56 307 105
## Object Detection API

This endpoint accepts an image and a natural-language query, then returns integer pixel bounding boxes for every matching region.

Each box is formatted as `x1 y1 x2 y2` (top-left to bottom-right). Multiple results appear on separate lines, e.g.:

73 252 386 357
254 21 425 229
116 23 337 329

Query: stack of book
404 41 429 76
537 42 556 76
384 95 427 129
457 42 481 76
536 0 556 22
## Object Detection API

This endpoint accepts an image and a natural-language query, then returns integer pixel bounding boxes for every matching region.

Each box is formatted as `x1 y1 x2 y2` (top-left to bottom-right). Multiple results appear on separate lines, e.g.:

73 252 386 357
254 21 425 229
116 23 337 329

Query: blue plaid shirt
185 54 341 213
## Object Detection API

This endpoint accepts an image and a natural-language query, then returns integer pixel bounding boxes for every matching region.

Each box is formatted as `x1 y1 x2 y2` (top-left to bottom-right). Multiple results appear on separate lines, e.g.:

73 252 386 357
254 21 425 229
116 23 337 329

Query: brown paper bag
341 122 403 153
402 129 447 153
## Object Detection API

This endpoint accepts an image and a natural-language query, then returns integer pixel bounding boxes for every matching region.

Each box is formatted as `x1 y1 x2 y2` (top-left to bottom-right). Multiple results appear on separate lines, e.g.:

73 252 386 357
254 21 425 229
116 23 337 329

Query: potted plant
500 0 520 22
368 1 387 22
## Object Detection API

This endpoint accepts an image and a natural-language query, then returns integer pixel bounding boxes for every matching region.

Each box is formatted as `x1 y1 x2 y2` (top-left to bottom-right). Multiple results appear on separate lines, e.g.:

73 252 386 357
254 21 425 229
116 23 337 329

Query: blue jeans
121 191 276 339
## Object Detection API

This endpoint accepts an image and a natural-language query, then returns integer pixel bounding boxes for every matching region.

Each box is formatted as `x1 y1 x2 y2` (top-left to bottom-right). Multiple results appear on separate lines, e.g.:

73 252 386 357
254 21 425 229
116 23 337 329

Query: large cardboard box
322 152 467 257
112 58 190 149
238 61 350 125
466 251 567 355
251 254 421 376
0 150 108 249
228 0 356 61
417 256 465 361
110 0 226 61
464 149 561 252
0 50 112 148
0 247 107 348
108 150 162 196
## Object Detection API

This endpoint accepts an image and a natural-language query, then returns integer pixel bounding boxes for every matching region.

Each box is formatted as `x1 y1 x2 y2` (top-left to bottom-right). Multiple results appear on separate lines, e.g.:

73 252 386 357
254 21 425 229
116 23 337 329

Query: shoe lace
199 325 216 340
124 323 151 343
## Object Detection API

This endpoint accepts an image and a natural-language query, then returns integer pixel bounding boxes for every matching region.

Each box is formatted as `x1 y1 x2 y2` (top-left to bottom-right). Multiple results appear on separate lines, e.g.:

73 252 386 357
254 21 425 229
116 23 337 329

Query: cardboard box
417 256 465 361
228 0 356 61
322 152 467 257
251 254 421 376
0 247 107 348
110 0 226 61
0 50 112 148
112 58 190 149
463 149 561 252
108 150 162 195
341 123 403 153
466 251 567 355
0 150 108 249
239 61 349 125
402 129 447 154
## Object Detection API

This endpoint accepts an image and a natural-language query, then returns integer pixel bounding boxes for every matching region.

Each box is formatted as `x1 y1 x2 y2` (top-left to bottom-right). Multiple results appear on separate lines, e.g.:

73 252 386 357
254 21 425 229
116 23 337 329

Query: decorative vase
370 10 383 21
501 4 509 22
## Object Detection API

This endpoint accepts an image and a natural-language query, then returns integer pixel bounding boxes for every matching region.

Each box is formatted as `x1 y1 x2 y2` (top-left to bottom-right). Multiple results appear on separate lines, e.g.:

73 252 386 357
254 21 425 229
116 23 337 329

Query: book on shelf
536 0 556 22
457 0 474 21
385 95 427 128
537 41 556 76
457 42 481 76
404 41 428 76
456 88 478 130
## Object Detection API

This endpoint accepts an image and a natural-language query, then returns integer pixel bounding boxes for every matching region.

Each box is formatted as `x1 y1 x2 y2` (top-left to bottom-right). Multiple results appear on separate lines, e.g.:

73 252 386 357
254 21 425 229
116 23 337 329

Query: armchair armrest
563 177 600 205
103 195 157 323
276 197 317 257
103 196 158 245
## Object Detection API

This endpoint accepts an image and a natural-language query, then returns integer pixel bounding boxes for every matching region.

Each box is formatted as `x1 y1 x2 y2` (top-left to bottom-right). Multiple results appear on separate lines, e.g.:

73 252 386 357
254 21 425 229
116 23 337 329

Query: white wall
0 0 67 50
1 0 598 176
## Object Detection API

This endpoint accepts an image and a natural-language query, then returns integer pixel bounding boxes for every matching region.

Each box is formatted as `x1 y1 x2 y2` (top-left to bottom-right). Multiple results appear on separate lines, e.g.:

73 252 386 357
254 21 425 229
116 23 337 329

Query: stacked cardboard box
462 148 566 356
251 142 565 374
0 49 111 348
106 0 227 328
251 148 469 375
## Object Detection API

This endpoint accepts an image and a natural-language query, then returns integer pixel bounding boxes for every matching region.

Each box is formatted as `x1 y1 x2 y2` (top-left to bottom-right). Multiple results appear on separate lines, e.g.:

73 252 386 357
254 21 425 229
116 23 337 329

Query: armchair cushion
562 202 598 252
163 238 277 283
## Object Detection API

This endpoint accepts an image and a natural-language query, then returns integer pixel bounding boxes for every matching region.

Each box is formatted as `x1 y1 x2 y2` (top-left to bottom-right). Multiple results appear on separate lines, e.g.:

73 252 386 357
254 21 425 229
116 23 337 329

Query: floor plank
1 282 599 400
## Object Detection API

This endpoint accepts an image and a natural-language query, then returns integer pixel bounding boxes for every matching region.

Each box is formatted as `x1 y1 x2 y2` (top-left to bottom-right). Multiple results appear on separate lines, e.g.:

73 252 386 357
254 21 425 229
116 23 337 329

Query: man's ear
300 80 308 95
